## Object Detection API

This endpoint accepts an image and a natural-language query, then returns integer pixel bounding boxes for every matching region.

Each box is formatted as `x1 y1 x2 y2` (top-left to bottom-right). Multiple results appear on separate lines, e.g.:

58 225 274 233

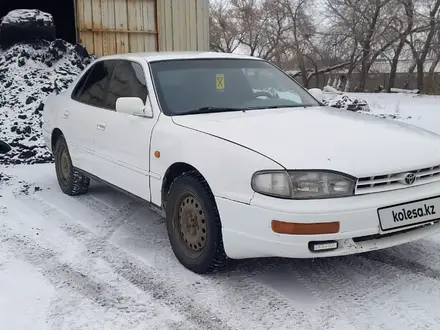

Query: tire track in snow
357 251 440 328
0 233 188 330
113 215 321 330
287 257 383 330
18 191 335 330
326 256 419 329
36 189 145 240
10 175 440 329
284 253 440 330
4 173 329 328
13 193 235 330
0 195 191 329
211 258 331 329
362 249 440 280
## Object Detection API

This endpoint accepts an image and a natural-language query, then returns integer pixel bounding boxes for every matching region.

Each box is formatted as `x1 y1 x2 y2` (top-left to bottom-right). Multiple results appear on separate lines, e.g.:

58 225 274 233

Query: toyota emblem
404 173 416 185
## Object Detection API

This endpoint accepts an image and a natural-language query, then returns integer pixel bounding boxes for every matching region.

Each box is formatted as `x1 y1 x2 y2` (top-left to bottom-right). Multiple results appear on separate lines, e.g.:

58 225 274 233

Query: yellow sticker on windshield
216 74 225 90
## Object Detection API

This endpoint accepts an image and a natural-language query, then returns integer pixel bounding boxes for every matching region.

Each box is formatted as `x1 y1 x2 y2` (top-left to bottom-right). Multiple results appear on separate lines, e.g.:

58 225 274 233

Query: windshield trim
147 57 321 117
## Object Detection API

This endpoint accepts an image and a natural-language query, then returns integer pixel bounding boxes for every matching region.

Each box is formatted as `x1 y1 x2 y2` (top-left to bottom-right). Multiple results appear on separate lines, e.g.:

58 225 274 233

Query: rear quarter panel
41 94 57 153
42 91 73 150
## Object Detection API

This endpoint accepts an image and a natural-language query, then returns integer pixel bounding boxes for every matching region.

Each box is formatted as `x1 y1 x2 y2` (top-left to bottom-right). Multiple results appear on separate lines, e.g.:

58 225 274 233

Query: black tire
54 135 90 196
165 171 228 274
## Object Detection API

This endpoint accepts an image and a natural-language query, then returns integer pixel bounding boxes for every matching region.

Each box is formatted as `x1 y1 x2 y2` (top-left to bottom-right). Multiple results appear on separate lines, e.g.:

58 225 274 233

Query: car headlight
251 170 356 199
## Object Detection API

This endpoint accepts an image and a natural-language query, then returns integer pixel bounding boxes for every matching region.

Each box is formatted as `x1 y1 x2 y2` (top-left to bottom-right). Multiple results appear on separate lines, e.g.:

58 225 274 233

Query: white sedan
42 52 440 274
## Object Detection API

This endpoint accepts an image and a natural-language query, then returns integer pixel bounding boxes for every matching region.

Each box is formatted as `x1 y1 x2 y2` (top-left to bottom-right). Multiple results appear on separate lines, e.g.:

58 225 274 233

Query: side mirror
308 88 323 103
115 97 153 118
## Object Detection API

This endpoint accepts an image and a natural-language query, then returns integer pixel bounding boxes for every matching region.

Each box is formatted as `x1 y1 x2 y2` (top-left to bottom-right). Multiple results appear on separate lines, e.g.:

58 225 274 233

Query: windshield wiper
263 105 309 109
180 104 311 115
182 107 248 115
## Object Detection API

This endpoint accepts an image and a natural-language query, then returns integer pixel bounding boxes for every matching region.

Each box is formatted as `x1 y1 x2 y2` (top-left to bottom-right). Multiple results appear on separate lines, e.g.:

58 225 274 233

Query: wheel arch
51 128 64 151
161 162 214 208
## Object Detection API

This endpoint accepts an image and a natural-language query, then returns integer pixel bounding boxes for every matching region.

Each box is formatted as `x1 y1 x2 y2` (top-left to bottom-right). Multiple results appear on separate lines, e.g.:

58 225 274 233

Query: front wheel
165 171 227 274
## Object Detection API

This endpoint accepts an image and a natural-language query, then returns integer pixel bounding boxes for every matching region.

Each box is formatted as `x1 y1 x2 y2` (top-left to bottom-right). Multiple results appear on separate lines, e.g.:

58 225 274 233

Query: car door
66 59 118 175
93 59 159 201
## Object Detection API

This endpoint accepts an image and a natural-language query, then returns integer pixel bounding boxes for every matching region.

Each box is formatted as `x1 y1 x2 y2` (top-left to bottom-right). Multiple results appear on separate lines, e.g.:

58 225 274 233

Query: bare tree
209 1 241 53
388 0 414 91
406 0 440 92
325 0 404 91
257 0 291 64
230 0 269 56
208 0 440 93
426 25 440 92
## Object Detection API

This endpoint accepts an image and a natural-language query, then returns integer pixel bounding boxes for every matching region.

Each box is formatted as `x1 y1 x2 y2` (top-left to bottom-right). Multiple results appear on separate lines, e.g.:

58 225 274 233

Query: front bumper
215 181 440 259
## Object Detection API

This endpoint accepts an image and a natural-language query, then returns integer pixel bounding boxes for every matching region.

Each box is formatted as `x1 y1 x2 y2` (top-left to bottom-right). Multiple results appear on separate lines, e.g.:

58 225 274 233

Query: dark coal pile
0 9 95 166
0 36 94 166
0 39 94 165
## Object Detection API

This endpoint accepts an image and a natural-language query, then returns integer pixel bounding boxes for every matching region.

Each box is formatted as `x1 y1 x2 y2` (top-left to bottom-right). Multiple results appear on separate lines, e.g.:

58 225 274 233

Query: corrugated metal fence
157 0 209 52
75 0 209 57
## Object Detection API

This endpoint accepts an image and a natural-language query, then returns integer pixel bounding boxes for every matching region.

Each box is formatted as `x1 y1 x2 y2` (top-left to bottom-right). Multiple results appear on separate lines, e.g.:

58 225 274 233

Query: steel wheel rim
175 192 207 257
58 147 71 185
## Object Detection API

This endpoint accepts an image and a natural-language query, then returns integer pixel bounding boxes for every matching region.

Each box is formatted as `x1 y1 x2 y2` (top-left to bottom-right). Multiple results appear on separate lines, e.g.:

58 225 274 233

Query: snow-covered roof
285 59 440 76
1 9 52 25
285 70 301 76
369 60 440 73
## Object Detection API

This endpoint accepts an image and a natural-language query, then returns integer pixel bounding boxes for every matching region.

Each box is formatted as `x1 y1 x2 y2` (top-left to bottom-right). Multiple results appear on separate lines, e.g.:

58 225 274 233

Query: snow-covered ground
3 163 440 330
3 93 440 329
324 92 440 129
349 92 440 133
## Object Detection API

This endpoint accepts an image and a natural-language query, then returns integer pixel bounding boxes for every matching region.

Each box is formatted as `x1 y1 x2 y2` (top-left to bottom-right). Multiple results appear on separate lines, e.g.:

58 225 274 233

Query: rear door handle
63 110 69 119
97 123 106 131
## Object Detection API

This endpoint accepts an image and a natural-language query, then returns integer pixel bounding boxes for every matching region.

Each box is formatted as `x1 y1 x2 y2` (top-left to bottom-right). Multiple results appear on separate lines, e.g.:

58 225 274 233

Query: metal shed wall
156 0 209 52
75 0 209 57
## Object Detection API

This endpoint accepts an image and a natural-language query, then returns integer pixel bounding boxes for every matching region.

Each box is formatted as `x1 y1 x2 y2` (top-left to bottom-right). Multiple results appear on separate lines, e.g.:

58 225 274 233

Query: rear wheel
165 171 227 274
54 135 90 196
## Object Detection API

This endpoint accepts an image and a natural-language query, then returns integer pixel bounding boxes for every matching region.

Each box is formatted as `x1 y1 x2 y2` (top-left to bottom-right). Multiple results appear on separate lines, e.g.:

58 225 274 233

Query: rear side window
75 60 117 109
71 67 92 99
106 60 148 110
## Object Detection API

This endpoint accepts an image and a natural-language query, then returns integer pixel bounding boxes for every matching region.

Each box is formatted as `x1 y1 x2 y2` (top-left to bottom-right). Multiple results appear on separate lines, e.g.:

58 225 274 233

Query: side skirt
74 167 166 218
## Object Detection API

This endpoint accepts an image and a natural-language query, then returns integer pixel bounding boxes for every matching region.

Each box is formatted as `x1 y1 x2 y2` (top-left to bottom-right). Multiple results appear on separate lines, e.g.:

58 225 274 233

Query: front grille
355 165 440 195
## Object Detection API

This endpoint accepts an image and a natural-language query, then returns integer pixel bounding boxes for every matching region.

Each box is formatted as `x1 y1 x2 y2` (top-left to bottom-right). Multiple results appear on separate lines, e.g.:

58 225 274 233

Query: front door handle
97 123 106 131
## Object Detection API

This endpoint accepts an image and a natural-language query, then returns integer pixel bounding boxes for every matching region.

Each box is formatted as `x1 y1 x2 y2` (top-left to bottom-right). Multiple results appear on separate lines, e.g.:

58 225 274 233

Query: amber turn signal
271 220 340 235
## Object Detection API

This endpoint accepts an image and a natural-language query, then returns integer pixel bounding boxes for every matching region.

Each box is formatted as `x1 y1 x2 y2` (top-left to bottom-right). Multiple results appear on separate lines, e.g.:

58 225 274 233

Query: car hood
172 106 440 177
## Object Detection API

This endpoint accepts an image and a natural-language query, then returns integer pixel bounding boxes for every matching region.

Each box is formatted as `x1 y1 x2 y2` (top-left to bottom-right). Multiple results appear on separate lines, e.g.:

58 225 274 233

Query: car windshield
149 58 320 116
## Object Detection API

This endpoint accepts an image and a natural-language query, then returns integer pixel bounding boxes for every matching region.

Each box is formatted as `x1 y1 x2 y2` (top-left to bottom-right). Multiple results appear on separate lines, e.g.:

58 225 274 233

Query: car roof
96 51 265 63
